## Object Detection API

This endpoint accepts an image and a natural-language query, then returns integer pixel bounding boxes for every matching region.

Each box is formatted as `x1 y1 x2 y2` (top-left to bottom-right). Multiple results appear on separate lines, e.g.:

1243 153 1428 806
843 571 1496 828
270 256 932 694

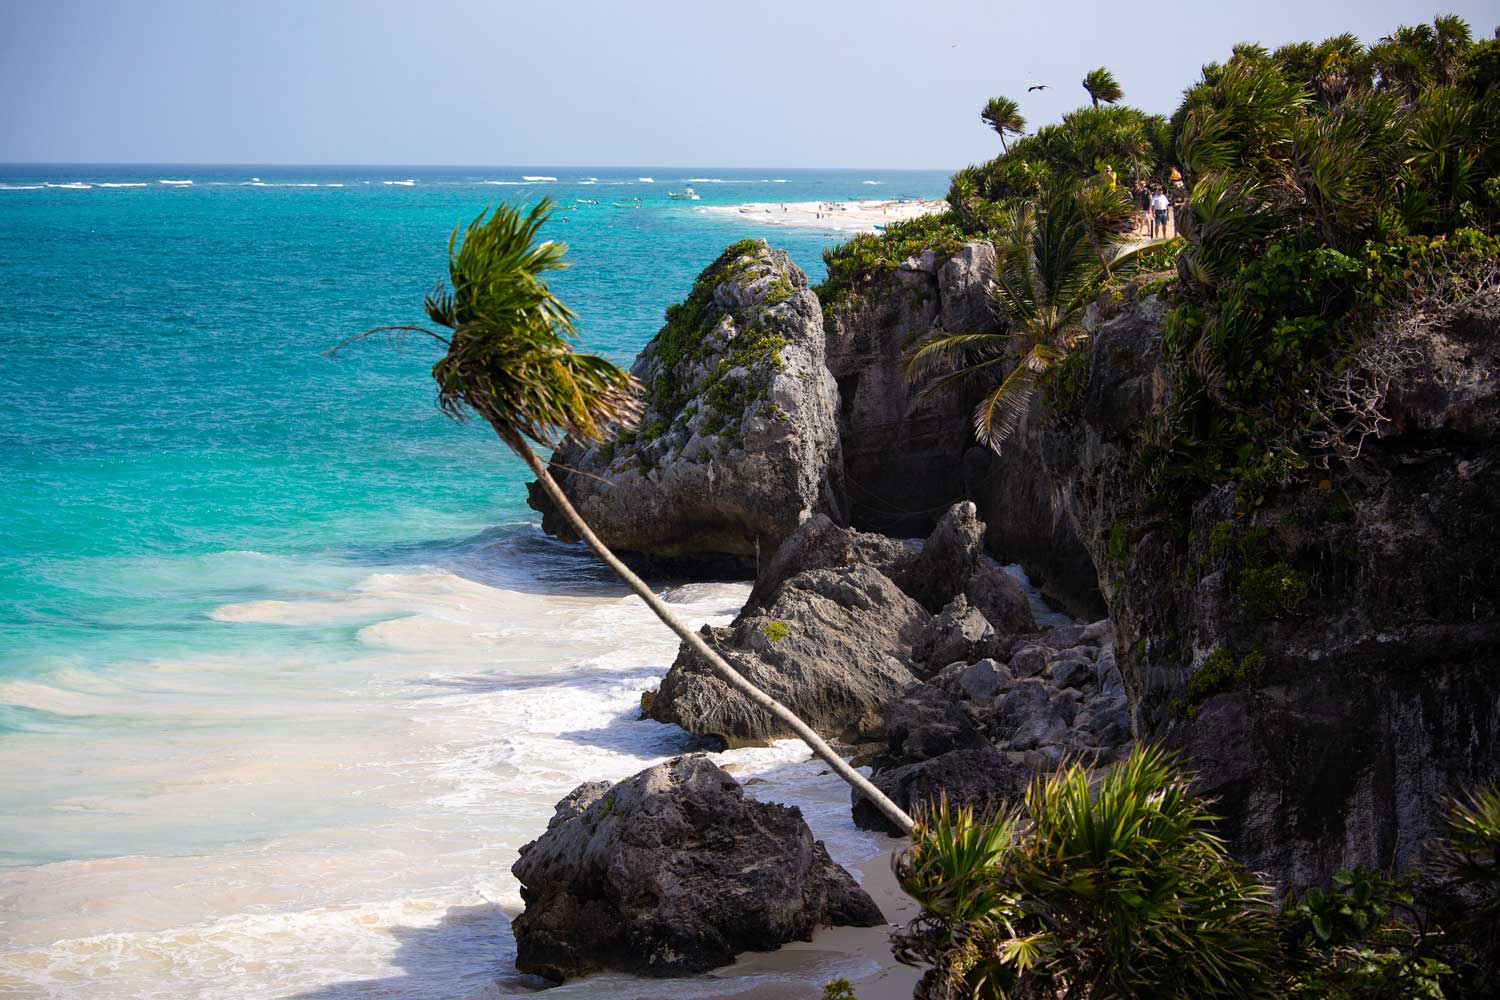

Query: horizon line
0 160 958 172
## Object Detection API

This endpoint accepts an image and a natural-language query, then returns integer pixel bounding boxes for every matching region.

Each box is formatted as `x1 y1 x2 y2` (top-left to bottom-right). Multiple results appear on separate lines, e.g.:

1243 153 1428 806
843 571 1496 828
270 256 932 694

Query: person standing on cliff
1151 188 1170 239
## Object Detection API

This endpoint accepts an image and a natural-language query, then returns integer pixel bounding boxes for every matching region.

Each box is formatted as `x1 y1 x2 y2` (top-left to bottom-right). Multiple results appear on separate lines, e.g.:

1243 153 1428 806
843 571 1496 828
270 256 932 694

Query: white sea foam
45 182 92 189
0 183 44 190
158 179 193 186
382 179 416 186
862 179 881 185
638 176 654 182
520 175 557 181
481 180 525 185
0 548 898 999
98 182 148 188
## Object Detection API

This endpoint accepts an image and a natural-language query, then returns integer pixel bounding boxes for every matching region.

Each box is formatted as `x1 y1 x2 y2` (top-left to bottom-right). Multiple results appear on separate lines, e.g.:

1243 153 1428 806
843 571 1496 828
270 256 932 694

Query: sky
2 0 1496 168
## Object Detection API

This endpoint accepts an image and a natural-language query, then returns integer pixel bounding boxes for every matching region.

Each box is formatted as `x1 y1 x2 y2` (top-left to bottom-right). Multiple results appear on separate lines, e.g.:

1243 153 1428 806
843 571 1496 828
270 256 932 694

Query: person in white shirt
1151 189 1170 238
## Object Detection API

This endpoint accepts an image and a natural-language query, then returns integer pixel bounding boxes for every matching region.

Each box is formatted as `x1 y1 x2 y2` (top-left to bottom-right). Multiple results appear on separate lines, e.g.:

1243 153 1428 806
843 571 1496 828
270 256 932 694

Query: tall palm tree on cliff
1082 67 1124 107
329 199 915 834
980 96 1027 153
905 184 1158 452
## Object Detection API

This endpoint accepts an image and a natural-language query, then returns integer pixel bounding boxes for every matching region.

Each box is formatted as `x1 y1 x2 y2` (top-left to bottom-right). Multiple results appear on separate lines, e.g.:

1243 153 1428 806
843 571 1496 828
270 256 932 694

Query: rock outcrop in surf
527 239 843 566
511 754 882 981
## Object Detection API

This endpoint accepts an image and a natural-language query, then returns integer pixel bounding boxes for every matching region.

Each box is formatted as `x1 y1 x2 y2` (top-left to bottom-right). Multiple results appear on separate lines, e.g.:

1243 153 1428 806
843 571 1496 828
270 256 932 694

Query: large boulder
512 755 882 981
646 563 927 746
823 241 998 535
745 511 914 613
528 239 844 565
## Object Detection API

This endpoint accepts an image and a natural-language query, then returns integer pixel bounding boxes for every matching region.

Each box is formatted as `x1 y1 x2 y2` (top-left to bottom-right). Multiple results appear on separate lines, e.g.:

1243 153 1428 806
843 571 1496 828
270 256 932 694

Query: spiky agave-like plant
331 199 916 833
893 745 1279 999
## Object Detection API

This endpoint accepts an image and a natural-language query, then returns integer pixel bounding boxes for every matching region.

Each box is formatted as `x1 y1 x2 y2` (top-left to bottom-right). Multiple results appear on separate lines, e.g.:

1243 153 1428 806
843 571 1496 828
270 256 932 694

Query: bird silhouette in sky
1028 84 1049 92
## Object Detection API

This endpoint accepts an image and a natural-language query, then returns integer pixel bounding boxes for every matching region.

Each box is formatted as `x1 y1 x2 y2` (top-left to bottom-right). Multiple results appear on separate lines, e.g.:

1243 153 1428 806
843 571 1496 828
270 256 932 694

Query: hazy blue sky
2 0 1495 167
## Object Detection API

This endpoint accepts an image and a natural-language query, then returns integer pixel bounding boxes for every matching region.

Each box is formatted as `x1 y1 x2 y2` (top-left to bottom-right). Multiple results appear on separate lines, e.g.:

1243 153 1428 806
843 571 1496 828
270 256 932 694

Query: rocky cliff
1045 279 1500 889
527 239 843 565
822 243 998 537
823 242 1106 616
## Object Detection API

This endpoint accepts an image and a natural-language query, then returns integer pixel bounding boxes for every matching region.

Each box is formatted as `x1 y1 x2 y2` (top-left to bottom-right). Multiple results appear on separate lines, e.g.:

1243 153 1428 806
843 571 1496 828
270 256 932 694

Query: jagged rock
1008 644 1048 679
910 595 997 677
852 746 1029 835
953 658 1011 702
528 240 843 565
647 564 926 746
882 682 988 766
1006 709 1070 752
746 511 912 613
938 243 998 332
897 502 985 612
823 242 998 535
991 678 1052 732
512 755 882 981
1049 655 1094 691
965 560 1038 636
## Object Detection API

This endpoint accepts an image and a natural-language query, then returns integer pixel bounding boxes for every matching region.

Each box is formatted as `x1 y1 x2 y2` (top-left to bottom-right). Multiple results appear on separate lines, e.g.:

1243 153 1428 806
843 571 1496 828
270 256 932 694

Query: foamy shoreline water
0 546 893 999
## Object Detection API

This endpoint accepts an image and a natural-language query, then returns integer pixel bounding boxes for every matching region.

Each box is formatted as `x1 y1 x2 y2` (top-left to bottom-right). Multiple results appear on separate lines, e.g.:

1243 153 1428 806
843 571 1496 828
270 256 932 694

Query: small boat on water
611 201 641 208
575 198 598 205
668 186 700 201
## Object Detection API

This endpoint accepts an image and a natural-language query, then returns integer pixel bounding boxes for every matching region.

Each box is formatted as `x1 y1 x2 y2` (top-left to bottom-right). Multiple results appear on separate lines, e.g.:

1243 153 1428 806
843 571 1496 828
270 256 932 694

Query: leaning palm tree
905 184 1159 452
980 96 1027 153
329 199 915 834
1082 67 1124 107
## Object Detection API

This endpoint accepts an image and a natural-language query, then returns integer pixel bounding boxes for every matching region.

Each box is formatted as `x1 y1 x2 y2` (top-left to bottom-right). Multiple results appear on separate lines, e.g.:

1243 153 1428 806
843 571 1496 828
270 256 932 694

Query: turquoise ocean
0 165 948 998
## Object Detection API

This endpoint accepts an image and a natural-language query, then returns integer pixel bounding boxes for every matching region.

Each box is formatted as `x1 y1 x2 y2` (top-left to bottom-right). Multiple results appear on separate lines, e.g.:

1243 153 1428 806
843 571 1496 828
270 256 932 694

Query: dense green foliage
820 15 1499 503
894 745 1278 999
1146 16 1500 498
896 745 1500 999
819 212 970 306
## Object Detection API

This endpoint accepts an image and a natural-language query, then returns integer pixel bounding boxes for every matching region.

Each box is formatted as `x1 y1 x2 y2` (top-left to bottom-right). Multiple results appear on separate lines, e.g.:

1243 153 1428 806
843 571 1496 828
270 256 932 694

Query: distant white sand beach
700 198 948 234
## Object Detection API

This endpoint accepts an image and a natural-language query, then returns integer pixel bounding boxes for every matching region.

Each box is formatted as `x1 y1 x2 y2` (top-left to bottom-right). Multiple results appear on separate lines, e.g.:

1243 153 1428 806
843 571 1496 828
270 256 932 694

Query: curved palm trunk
510 432 916 835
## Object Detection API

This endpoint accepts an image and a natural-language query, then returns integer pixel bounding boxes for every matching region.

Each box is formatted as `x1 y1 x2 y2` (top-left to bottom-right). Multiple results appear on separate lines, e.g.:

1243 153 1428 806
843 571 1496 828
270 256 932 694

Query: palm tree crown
980 96 1027 153
1082 66 1124 106
425 201 644 447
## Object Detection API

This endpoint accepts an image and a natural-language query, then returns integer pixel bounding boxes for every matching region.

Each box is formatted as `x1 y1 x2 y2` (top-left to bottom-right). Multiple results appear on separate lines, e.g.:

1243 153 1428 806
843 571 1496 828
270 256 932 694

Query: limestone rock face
823 241 998 535
528 239 843 564
511 755 882 981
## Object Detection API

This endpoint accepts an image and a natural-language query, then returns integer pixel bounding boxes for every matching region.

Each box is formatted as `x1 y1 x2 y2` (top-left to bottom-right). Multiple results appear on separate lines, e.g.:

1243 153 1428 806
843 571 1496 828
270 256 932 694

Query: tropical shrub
893 744 1279 999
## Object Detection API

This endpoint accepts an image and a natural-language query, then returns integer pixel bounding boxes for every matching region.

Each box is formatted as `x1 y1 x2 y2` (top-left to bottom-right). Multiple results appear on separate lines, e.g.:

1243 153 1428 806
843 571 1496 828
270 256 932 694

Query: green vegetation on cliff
895 745 1500 1000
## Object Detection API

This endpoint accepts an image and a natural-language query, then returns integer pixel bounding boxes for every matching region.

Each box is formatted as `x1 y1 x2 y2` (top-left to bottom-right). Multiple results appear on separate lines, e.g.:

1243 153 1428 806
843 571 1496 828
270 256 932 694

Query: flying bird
1028 84 1049 92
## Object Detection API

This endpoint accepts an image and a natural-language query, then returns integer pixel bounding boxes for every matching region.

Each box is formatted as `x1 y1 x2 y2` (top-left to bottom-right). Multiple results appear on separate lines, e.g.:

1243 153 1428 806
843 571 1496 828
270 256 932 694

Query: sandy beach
700 844 922 1000
700 198 948 234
